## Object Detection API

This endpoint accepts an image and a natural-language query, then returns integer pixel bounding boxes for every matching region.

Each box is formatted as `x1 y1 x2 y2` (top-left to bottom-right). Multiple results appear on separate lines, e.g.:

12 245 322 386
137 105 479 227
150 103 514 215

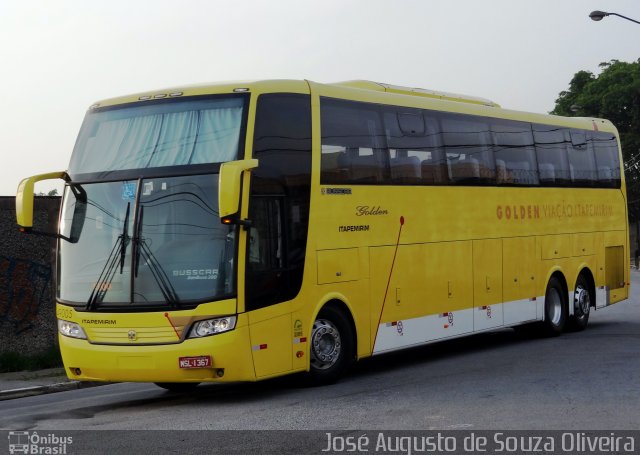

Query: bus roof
330 80 501 108
86 79 616 133
89 79 499 109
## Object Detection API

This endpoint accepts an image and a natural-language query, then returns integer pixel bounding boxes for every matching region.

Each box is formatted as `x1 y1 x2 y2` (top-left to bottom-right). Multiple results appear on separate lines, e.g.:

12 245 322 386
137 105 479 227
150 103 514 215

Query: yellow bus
16 79 629 389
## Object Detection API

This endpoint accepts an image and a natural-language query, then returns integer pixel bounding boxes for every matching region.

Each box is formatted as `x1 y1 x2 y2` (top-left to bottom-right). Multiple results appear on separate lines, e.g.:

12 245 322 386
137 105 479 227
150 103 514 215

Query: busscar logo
172 269 219 280
8 431 73 454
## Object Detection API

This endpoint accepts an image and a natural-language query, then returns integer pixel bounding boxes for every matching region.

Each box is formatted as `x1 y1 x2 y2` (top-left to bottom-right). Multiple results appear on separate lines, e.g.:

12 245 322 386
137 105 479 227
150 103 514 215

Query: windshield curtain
69 96 245 175
58 174 236 309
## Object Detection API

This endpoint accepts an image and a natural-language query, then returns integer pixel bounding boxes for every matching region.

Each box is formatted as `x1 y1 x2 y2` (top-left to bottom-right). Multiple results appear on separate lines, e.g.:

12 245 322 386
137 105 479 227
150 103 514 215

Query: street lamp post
589 10 640 264
589 10 640 25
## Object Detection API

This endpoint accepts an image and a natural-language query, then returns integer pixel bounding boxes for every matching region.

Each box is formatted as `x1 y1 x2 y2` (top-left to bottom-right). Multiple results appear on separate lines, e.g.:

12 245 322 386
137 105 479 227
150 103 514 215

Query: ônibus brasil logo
8 431 73 454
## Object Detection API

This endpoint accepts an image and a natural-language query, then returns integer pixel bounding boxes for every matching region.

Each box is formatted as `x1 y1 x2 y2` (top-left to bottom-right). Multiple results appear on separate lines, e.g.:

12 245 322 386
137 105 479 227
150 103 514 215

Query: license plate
178 356 212 369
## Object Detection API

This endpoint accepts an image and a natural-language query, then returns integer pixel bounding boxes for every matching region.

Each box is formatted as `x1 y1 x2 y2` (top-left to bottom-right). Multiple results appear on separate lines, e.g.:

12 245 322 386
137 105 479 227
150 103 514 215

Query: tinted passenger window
441 114 495 184
533 125 571 185
592 131 621 188
567 130 597 186
491 119 538 185
383 109 446 185
319 97 621 190
321 98 388 184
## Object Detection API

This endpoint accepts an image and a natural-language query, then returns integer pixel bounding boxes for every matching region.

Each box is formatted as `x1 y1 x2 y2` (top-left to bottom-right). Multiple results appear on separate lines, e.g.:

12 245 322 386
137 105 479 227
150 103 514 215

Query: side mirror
16 171 86 244
65 184 87 243
218 159 258 224
16 171 69 229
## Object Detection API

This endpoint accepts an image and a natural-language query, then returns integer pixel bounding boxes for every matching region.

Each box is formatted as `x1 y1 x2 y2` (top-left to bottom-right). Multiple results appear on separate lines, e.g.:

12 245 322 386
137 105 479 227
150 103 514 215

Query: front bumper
59 322 255 383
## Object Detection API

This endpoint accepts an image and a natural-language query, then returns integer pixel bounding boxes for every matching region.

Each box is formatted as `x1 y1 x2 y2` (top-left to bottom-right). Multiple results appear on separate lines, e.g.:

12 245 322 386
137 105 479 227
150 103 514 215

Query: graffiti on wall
0 255 52 334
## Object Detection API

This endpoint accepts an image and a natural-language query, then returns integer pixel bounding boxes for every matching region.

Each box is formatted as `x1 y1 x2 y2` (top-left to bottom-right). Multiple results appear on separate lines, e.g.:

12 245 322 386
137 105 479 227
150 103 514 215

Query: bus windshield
57 95 247 309
68 95 246 176
58 173 236 309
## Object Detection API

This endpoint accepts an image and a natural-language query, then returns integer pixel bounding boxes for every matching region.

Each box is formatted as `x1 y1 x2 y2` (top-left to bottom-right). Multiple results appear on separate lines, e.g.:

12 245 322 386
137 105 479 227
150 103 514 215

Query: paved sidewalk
0 367 104 401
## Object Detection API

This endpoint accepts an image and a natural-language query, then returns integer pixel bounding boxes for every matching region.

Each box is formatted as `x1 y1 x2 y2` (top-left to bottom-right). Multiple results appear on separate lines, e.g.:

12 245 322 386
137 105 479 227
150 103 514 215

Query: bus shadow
156 327 562 401
349 328 527 379
41 319 638 422
174 328 535 403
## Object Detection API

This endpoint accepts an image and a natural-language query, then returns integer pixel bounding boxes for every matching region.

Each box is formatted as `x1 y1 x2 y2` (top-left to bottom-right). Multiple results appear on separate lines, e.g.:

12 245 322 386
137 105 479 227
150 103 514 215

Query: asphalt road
2 272 639 433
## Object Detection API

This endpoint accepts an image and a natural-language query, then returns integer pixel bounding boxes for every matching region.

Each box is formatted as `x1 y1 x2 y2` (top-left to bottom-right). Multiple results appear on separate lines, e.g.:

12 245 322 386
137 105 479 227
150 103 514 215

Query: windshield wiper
86 203 130 310
136 238 181 308
133 206 181 308
120 203 131 273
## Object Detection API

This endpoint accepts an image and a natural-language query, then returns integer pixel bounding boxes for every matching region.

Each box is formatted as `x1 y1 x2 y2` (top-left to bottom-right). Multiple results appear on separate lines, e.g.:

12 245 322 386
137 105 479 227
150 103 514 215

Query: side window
321 98 388 184
383 108 445 185
567 130 597 186
420 115 448 184
592 131 621 188
320 99 620 190
533 125 571 186
441 114 495 184
247 93 312 310
491 119 538 185
248 197 283 270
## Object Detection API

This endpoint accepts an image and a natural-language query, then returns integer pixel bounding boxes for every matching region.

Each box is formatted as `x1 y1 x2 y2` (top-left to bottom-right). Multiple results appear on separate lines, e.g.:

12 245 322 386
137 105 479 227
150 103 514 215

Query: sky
0 0 638 195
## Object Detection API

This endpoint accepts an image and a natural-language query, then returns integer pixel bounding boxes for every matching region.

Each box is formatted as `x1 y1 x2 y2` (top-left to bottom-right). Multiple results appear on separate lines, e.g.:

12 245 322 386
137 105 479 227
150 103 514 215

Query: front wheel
543 276 567 336
308 306 354 385
567 275 591 331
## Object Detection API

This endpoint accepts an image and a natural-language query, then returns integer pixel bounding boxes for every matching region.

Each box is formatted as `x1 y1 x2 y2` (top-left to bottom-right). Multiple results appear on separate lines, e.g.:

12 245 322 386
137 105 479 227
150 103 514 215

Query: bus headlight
189 316 237 338
58 320 87 339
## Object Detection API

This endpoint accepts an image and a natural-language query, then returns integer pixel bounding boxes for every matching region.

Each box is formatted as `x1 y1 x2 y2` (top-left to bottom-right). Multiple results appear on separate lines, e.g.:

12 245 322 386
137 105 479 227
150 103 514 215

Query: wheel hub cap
310 319 341 370
574 285 590 316
548 288 563 325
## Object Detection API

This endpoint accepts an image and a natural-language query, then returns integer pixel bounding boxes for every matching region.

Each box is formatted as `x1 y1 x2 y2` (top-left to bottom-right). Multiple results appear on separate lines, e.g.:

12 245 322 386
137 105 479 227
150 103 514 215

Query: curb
0 380 109 401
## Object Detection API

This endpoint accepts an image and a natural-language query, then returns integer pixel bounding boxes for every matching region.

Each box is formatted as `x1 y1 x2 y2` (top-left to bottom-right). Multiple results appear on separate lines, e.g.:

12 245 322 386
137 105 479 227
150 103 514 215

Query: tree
552 59 640 165
35 189 59 196
552 59 640 253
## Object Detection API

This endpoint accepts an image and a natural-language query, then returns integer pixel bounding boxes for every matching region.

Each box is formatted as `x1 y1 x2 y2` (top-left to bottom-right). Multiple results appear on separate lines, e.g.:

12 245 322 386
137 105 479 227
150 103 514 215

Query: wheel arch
575 266 596 308
545 269 569 312
541 270 569 335
311 296 358 361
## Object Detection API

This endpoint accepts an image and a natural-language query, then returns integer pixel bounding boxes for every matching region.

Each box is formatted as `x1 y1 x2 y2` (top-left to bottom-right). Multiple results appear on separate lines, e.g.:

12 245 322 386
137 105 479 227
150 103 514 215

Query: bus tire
308 306 354 385
543 276 567 336
155 382 200 392
567 274 591 332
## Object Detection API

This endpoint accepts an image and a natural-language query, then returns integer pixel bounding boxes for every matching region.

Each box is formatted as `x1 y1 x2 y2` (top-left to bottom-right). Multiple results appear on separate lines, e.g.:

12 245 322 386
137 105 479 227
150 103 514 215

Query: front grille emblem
128 330 137 341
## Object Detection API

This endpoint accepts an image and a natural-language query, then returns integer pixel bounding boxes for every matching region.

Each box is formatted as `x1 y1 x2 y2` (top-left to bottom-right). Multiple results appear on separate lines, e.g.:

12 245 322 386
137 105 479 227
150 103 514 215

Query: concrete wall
0 196 60 356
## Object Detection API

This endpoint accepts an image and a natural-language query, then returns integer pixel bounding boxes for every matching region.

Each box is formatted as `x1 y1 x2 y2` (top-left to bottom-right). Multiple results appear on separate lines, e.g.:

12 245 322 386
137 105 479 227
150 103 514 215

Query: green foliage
36 189 59 196
552 59 640 229
551 70 596 116
0 346 62 372
551 59 640 159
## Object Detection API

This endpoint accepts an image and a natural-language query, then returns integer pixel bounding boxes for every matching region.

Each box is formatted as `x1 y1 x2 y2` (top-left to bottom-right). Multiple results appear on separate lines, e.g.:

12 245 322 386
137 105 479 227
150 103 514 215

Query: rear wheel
567 274 591 331
543 276 567 336
155 382 200 392
308 306 354 385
